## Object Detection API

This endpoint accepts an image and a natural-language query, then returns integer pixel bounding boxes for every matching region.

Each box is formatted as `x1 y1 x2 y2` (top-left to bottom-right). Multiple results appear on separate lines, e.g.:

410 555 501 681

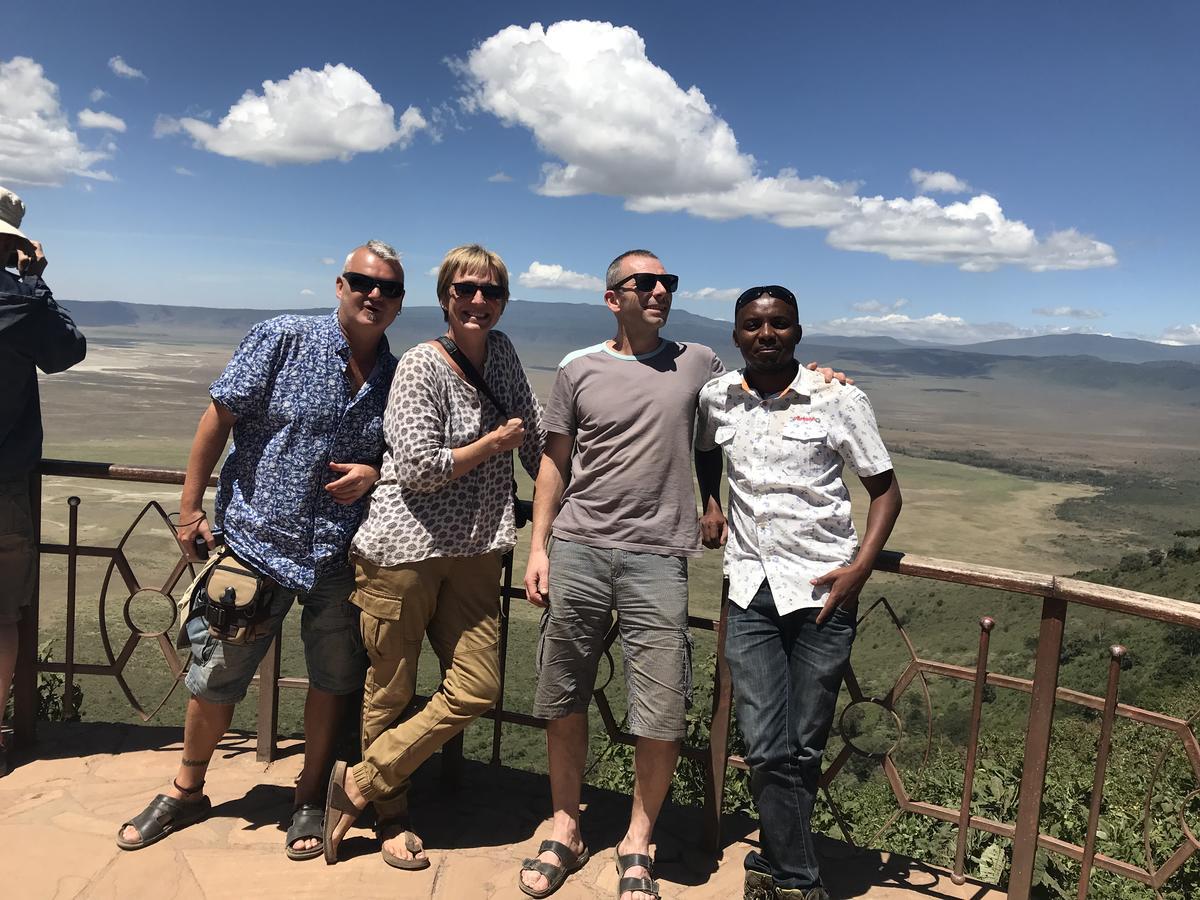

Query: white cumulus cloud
0 57 114 186
320 257 336 266
173 166 194 176
1159 324 1200 346
518 261 605 292
910 168 972 194
459 21 1115 273
1032 306 1105 319
89 88 108 102
108 56 145 80
159 64 427 165
679 287 741 302
77 109 126 132
852 298 909 313
487 171 513 183
300 288 315 295
820 312 1041 344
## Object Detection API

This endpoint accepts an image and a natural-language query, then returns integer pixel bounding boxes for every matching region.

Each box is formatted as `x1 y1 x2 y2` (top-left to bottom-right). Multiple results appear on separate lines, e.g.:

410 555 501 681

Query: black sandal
116 780 211 851
615 851 661 900
519 839 591 898
285 803 325 861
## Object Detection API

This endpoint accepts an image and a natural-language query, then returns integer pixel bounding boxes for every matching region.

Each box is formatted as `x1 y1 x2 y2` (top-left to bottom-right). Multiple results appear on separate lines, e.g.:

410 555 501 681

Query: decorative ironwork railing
13 460 1200 900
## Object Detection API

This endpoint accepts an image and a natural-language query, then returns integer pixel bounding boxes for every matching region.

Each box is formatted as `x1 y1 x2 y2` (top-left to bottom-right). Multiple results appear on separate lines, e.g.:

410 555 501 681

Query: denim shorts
0 480 36 626
532 539 692 741
184 562 365 704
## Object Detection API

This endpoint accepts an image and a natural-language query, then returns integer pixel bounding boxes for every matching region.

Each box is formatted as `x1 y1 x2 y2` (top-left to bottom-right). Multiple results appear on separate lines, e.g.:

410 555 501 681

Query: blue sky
2 1 1197 344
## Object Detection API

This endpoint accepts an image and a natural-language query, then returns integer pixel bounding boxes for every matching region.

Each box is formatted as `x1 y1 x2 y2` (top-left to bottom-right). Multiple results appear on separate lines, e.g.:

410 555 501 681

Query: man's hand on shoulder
805 361 852 386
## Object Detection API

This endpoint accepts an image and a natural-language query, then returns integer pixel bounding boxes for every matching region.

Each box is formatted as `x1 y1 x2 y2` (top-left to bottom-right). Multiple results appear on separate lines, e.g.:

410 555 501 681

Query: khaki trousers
349 552 502 824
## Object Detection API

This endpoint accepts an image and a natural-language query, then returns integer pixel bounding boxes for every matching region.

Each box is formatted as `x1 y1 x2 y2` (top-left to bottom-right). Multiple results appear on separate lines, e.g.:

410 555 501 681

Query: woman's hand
488 418 525 455
325 462 380 505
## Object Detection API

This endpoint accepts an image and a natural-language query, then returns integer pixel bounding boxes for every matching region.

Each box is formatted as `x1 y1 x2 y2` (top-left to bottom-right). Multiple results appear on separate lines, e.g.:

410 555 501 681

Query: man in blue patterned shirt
117 240 403 861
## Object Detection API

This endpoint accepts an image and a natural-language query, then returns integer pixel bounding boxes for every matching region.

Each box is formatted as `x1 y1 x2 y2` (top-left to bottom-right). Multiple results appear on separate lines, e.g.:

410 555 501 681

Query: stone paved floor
0 723 1004 899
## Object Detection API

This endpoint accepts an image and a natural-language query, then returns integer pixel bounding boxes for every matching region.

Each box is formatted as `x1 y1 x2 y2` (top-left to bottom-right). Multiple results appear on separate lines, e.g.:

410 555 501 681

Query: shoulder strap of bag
435 335 510 419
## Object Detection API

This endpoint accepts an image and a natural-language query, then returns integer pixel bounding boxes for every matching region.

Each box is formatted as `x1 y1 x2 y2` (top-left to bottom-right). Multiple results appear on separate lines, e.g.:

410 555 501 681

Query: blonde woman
323 244 544 868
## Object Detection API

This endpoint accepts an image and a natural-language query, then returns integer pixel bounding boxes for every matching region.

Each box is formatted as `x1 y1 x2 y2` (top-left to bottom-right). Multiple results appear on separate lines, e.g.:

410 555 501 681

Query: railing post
1009 594 1068 899
12 469 42 749
440 731 464 789
952 616 995 884
255 635 281 762
702 580 733 857
491 550 514 766
63 496 81 720
1076 645 1125 899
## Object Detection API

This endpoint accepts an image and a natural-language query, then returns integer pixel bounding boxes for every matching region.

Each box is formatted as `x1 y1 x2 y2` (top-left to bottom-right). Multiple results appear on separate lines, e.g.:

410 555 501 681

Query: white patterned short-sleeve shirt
696 365 893 614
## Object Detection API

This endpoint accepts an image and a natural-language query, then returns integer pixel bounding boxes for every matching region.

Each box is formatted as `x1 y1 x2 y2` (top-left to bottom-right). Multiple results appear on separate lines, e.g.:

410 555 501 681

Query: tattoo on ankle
181 757 209 768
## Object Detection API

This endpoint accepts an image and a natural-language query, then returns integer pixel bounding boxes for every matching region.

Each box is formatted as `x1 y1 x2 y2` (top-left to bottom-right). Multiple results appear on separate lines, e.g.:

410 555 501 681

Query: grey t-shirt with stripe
543 340 725 558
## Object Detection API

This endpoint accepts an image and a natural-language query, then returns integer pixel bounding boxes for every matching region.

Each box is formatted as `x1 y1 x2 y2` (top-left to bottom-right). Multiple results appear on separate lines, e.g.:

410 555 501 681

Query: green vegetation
4 641 83 723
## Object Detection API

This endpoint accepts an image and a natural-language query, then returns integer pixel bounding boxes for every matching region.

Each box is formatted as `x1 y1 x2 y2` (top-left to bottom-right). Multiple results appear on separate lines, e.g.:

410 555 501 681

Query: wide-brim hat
0 186 33 250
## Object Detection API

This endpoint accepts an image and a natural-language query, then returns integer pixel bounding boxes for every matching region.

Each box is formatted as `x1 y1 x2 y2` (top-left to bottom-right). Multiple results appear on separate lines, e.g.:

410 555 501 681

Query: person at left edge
115 240 404 861
0 185 87 779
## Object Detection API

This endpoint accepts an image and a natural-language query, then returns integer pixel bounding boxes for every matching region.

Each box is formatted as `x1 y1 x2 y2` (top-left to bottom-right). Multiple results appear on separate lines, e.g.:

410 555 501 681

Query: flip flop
322 760 362 865
116 793 212 850
379 822 431 870
284 803 324 861
519 839 591 898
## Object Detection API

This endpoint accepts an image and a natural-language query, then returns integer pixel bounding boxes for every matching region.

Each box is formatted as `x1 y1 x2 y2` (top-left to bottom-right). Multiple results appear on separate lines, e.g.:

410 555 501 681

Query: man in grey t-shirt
519 249 727 900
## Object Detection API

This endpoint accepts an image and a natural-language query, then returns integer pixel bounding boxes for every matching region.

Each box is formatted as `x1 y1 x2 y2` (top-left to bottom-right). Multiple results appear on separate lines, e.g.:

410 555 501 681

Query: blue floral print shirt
210 313 395 590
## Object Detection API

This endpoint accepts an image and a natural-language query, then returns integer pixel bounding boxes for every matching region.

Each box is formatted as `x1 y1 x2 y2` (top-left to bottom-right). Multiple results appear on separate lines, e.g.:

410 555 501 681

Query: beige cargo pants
348 551 502 825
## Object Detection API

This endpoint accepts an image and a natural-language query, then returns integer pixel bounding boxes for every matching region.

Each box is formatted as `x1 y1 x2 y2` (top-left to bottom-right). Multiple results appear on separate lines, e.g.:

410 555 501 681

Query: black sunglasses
611 272 679 293
342 272 405 299
451 281 507 301
735 284 797 310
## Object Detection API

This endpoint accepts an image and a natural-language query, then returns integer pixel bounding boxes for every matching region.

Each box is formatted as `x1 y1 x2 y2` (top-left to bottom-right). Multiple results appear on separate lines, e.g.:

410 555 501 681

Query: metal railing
13 459 1200 899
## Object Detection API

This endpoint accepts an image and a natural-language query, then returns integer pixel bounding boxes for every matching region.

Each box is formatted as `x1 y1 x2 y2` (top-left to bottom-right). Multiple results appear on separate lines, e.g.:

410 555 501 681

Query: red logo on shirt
792 416 818 422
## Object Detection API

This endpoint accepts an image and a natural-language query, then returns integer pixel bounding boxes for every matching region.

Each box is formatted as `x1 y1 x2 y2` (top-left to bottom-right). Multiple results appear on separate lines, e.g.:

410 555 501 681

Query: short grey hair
344 239 401 271
605 248 660 289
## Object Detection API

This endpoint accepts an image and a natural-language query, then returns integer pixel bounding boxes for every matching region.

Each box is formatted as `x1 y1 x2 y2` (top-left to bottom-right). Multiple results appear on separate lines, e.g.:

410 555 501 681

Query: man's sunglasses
342 272 405 299
451 281 507 301
735 284 797 310
611 272 679 293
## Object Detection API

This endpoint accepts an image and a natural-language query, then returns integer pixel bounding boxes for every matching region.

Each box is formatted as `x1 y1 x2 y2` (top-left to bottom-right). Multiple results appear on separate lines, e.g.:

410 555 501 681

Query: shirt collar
325 311 395 369
736 361 812 401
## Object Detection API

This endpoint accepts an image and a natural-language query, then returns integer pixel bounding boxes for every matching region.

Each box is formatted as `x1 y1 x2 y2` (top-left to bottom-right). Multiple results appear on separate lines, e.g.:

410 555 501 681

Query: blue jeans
725 580 857 891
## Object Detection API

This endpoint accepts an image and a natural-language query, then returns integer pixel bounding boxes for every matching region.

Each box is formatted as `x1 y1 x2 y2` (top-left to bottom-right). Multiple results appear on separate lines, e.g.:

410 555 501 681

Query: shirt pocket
713 424 737 446
779 419 829 472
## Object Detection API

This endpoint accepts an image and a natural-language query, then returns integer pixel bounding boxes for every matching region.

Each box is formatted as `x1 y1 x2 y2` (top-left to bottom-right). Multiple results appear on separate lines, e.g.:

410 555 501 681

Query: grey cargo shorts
532 538 693 742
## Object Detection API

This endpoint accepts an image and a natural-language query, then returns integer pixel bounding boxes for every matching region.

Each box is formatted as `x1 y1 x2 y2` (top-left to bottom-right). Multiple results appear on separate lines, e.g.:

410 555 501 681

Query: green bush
3 641 83 723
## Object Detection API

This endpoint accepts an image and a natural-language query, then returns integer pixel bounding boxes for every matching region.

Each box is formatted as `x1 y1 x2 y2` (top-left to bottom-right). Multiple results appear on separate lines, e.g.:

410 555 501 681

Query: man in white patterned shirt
695 285 902 900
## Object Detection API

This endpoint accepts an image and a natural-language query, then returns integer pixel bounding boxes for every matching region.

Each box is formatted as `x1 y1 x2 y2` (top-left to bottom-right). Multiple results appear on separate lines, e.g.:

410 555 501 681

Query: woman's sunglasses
451 281 507 301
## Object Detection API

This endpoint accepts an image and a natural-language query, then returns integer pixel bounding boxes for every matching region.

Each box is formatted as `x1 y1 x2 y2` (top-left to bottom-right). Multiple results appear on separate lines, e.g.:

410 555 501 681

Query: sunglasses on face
342 272 405 299
611 272 679 293
735 284 797 310
451 281 507 301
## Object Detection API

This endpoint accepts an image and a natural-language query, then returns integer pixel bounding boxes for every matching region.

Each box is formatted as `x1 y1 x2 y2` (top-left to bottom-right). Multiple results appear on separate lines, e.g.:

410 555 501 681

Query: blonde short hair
436 244 510 320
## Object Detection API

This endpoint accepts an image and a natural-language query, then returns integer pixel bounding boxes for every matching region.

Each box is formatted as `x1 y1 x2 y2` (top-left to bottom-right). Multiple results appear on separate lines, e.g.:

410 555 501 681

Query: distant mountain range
65 297 1200 367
